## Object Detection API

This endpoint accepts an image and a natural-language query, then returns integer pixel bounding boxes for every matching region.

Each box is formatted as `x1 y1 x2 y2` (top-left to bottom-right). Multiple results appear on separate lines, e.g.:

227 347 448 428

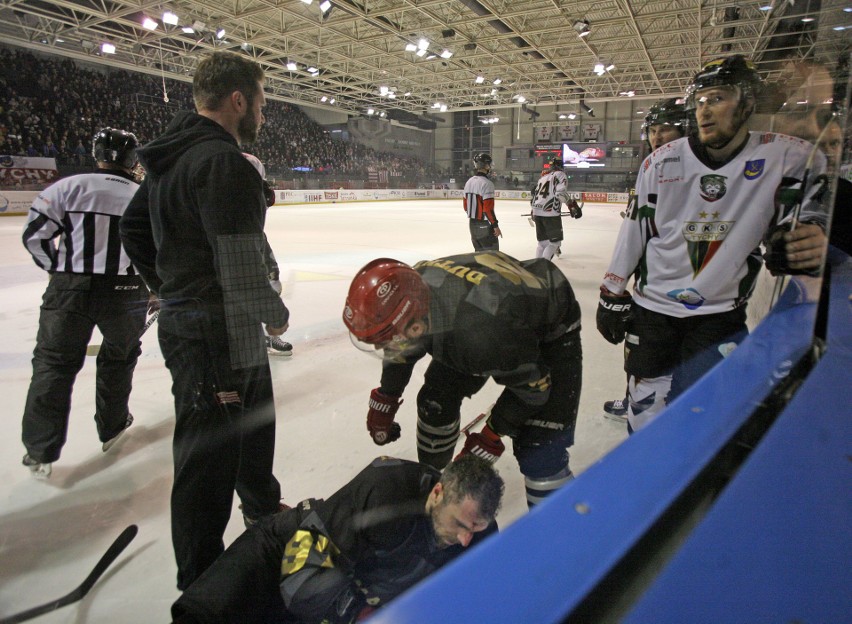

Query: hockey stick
0 525 138 624
460 407 492 437
86 310 159 357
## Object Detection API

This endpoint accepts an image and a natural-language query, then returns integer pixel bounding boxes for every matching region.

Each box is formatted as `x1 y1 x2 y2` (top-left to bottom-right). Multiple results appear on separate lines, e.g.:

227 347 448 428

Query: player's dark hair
193 51 264 112
441 455 504 520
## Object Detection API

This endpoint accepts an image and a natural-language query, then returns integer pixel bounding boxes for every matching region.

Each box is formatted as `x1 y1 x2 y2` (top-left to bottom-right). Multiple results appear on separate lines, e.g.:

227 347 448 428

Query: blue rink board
623 254 852 623
369 256 849 624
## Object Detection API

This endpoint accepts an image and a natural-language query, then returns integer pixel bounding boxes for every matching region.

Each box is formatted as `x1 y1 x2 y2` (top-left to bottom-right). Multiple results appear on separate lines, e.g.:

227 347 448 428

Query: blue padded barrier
622 252 852 623
369 266 832 623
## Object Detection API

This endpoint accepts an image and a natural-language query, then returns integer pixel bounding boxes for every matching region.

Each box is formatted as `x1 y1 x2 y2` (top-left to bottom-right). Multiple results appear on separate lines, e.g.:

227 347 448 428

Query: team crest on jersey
699 175 727 202
666 288 706 310
744 159 765 180
683 218 733 276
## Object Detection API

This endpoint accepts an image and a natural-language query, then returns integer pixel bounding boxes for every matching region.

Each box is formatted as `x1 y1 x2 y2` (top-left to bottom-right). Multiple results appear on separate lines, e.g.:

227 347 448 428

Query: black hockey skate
603 398 628 424
102 414 133 452
23 453 52 480
266 335 293 356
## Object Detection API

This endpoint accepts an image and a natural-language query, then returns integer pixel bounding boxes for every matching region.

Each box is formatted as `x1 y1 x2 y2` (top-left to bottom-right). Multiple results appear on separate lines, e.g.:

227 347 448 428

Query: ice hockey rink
0 198 636 622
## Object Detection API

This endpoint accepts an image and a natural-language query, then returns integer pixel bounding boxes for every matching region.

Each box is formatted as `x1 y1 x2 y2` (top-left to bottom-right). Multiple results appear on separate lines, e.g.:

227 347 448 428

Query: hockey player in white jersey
243 152 292 356
602 97 692 423
530 157 582 260
596 55 828 433
463 153 501 251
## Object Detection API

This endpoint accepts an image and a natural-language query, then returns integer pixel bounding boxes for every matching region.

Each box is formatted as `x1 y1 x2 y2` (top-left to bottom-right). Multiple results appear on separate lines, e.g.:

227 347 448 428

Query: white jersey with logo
531 169 570 217
602 132 827 317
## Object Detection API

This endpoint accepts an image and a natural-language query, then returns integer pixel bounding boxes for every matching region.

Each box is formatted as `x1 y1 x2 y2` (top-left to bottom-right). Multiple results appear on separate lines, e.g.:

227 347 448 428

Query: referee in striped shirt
20 127 151 479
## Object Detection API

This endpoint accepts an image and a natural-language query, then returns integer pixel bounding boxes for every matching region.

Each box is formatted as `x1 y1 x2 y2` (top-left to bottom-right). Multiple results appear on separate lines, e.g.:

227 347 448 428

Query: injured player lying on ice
171 455 504 624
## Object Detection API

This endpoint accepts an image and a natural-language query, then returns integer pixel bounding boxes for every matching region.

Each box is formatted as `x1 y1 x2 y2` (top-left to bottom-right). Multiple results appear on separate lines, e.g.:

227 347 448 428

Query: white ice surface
0 200 629 622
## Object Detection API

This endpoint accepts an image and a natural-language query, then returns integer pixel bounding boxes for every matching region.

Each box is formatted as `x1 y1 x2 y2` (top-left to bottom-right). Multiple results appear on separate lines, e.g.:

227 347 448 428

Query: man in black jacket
171 455 504 624
119 51 289 590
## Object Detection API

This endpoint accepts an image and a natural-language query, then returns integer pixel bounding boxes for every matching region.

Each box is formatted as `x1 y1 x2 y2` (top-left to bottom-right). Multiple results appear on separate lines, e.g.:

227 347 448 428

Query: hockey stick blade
0 525 138 624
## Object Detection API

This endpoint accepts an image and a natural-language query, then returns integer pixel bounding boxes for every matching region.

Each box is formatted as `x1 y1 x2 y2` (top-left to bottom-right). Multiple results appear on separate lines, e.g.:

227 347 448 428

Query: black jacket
120 111 288 367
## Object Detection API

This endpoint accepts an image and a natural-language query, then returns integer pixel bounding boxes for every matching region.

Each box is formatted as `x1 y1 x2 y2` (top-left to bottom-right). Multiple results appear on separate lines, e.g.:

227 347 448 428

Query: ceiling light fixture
440 50 453 59
101 42 116 54
162 11 179 25
142 17 158 31
475 76 484 84
573 19 591 37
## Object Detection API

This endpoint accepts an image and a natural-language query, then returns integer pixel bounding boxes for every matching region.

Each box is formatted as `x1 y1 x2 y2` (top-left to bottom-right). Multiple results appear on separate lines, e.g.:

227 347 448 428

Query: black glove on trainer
596 287 632 345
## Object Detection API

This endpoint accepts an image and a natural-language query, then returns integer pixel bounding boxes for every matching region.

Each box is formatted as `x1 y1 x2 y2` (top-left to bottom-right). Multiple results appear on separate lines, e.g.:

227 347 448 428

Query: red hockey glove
367 388 402 445
596 287 632 345
455 423 505 464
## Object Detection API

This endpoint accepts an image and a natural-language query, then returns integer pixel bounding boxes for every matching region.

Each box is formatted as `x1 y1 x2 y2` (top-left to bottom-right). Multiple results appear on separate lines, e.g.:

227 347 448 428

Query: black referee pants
21 273 147 463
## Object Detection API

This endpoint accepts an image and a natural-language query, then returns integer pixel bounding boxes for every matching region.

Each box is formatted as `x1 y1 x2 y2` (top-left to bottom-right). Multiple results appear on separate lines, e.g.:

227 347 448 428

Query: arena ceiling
1 0 849 118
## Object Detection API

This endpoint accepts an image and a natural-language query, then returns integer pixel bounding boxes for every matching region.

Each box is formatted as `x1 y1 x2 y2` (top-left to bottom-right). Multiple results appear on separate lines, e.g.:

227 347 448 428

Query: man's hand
266 322 289 336
455 423 505 464
367 388 402 445
493 226 502 238
765 222 826 276
596 287 632 345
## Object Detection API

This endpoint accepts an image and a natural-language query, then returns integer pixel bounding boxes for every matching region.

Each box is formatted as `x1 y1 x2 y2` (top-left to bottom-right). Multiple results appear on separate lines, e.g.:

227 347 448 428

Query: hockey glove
367 388 402 445
596 287 633 345
455 423 505 464
567 199 583 219
763 224 821 277
262 180 276 208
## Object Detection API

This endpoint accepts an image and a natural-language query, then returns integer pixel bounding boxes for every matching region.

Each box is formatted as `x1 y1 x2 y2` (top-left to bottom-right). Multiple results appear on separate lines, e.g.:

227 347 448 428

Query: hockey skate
23 453 52 480
603 398 628 424
266 335 293 356
102 414 134 452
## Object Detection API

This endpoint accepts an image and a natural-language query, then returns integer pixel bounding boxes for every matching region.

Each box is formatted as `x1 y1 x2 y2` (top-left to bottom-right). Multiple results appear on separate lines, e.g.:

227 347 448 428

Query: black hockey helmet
685 55 763 110
641 97 692 135
92 127 139 170
549 157 564 169
473 153 493 169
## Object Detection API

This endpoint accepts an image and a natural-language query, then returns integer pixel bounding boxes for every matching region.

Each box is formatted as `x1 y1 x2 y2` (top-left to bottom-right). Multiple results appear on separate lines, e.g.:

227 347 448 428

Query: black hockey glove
262 180 276 208
763 224 820 277
596 288 632 345
566 199 583 219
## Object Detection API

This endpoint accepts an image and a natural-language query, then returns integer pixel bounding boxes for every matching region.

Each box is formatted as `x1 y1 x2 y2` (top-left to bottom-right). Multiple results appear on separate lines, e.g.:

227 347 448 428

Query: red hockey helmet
343 258 430 345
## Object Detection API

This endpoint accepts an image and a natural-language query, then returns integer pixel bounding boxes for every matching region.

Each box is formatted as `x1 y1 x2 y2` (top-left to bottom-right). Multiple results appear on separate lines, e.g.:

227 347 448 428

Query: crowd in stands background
0 46 443 188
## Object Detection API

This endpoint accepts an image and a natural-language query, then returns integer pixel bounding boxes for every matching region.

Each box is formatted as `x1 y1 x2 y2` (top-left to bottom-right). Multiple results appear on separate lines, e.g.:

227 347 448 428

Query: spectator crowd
0 45 441 185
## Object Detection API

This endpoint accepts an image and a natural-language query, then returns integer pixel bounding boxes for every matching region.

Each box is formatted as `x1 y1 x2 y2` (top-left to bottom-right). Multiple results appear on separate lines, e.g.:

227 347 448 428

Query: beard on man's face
238 107 260 144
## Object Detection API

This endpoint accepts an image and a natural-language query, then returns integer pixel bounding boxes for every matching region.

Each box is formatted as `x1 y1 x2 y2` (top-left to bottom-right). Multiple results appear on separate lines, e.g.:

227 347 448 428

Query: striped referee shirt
462 172 498 225
22 169 139 275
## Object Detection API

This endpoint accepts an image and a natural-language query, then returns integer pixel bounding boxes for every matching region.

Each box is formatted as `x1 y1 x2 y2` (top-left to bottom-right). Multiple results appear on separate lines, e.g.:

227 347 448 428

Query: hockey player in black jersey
343 251 582 507
171 455 503 624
